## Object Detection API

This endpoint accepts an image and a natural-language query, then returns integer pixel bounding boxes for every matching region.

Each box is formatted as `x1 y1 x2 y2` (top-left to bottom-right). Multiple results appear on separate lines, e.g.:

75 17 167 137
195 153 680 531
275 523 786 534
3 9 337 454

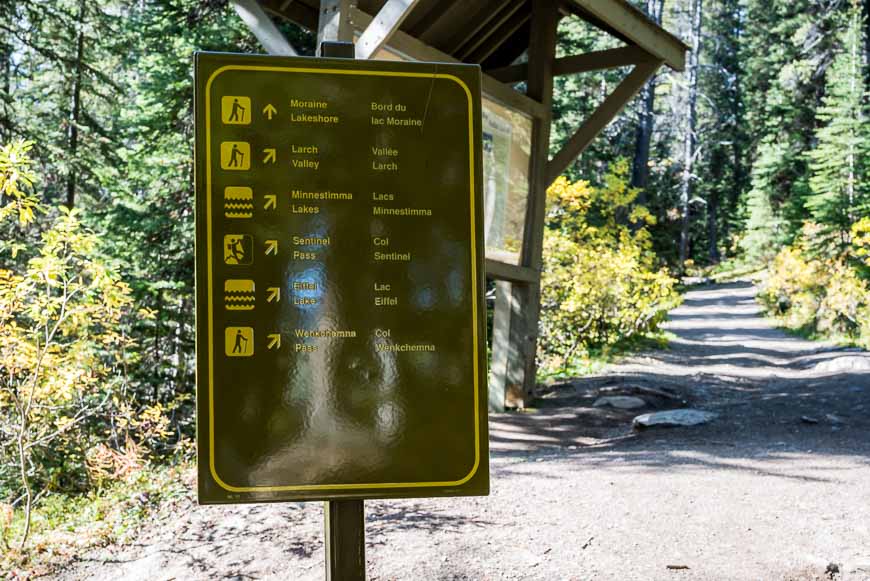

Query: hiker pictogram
225 326 254 357
220 141 250 170
221 95 251 125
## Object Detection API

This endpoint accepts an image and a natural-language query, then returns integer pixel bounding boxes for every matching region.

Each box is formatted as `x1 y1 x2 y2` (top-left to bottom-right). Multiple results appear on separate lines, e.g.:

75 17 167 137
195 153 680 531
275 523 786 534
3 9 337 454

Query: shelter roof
260 0 687 71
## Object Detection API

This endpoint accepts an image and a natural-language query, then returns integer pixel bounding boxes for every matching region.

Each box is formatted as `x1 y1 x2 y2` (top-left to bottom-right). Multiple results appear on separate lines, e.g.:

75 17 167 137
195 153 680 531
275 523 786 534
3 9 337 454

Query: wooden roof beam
487 45 659 83
463 8 531 64
567 0 686 70
356 0 423 60
546 59 661 184
231 0 298 55
455 0 526 61
259 0 319 30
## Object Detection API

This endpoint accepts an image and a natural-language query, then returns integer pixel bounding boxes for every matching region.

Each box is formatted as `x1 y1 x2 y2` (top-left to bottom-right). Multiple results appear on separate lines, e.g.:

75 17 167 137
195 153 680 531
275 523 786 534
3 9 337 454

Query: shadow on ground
491 281 870 472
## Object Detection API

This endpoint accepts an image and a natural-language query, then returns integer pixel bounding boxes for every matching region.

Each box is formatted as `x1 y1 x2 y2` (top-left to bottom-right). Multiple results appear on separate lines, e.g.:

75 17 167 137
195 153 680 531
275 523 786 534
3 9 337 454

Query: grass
1 459 194 578
537 330 675 383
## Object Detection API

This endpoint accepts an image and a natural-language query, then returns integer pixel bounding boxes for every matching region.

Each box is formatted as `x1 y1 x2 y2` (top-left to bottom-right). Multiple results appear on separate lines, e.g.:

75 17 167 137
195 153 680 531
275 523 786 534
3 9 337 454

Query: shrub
760 227 870 344
538 161 681 373
759 246 827 330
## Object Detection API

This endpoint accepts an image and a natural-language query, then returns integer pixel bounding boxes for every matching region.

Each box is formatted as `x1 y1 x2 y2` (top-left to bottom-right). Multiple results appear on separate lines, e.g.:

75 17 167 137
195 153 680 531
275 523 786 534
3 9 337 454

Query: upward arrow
263 148 276 164
263 103 277 120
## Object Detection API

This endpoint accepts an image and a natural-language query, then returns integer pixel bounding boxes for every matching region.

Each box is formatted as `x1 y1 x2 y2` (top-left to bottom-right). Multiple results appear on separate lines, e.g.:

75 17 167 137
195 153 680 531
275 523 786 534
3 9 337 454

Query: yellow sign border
205 64 481 494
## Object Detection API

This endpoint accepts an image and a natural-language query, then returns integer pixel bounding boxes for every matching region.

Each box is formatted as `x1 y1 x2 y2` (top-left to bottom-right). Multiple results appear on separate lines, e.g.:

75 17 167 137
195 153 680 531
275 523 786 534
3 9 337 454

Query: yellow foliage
761 239 870 342
0 140 40 226
539 161 680 372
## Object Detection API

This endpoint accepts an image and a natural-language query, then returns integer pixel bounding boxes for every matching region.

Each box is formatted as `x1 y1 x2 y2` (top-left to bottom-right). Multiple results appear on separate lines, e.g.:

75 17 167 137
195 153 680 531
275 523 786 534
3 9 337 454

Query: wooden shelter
230 0 688 411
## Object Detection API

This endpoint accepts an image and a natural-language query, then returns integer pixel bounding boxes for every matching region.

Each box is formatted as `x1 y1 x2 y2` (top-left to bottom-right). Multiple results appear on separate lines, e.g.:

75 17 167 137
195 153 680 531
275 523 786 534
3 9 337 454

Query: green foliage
1 461 192 576
806 0 870 254
538 161 681 372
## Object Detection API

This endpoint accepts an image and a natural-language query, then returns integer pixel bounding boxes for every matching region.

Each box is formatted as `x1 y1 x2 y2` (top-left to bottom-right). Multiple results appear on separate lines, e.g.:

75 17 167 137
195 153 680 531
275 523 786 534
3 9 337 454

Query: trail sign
194 52 487 504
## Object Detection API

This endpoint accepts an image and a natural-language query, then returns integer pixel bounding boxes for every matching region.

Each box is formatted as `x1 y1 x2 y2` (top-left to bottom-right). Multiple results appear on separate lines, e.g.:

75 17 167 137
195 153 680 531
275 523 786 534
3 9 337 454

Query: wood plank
485 259 540 283
356 0 423 60
487 45 657 83
456 0 525 61
231 0 298 55
465 10 531 64
546 59 660 184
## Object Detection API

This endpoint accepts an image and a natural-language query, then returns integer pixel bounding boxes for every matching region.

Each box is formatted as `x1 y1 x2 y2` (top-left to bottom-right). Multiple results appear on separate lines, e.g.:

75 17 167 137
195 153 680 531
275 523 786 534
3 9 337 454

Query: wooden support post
489 280 529 411
325 500 366 581
230 0 298 55
317 0 354 53
489 0 558 410
355 0 422 60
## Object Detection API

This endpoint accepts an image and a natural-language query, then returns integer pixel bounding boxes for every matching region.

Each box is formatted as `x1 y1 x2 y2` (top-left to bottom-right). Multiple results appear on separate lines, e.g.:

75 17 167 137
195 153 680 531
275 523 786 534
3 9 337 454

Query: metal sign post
321 40 364 581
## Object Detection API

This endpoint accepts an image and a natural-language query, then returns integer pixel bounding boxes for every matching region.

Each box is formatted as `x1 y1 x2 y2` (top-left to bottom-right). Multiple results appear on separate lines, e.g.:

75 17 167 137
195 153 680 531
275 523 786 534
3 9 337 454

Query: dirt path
60 282 870 580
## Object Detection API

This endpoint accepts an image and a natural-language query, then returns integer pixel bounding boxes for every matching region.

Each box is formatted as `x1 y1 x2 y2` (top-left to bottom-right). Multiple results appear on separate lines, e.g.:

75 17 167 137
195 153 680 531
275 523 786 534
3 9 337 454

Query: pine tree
806 0 870 254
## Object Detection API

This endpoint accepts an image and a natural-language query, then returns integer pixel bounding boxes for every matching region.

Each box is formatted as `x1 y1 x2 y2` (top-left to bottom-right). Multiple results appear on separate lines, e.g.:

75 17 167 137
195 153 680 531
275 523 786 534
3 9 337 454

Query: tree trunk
708 149 724 262
66 0 86 209
631 0 664 203
0 39 11 142
679 0 703 266
723 0 744 249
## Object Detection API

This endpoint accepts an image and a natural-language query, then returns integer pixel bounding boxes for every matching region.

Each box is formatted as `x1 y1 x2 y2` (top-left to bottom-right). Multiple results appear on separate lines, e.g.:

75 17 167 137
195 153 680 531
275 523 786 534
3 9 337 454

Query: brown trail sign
194 51 488 505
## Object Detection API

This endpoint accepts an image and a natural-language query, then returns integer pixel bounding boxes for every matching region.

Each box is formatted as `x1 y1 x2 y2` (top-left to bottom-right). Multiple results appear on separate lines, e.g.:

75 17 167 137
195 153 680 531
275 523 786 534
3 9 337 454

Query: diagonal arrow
267 333 281 350
263 148 276 164
264 194 276 210
267 287 280 303
263 103 277 120
265 240 278 255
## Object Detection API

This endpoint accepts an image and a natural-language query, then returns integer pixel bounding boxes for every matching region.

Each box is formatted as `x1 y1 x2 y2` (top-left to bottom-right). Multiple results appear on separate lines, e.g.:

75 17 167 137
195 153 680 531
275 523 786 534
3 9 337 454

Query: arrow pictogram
267 287 280 303
264 194 276 210
265 240 278 255
267 334 281 350
263 148 276 164
263 103 277 120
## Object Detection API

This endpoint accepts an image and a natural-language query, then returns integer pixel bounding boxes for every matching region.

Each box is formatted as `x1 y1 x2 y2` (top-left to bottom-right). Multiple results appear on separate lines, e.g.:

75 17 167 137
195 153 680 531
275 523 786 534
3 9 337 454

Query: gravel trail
60 282 870 580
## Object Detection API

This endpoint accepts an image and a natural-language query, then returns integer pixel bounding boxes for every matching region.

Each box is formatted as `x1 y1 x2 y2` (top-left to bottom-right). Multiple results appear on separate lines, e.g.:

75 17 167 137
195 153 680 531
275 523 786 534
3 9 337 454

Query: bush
538 161 681 373
760 225 870 344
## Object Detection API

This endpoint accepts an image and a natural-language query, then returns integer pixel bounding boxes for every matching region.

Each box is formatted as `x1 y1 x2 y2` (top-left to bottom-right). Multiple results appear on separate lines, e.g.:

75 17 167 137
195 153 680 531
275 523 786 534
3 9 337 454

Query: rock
814 356 870 373
632 409 717 429
598 384 681 400
801 415 820 424
593 396 647 410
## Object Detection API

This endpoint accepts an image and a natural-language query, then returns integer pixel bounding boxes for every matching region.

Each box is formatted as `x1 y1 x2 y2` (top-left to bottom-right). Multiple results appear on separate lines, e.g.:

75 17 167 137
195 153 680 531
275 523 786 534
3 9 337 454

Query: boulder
814 356 870 373
633 409 718 429
593 396 647 410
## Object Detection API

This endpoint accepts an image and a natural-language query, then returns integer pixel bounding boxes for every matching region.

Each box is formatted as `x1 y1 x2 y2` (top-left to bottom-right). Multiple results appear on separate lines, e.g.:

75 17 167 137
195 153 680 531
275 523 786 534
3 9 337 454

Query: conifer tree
807 0 870 254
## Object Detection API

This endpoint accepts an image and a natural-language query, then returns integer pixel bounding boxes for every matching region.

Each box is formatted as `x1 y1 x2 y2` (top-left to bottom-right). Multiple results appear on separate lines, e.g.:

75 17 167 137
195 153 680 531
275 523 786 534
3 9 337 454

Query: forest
1 0 869 570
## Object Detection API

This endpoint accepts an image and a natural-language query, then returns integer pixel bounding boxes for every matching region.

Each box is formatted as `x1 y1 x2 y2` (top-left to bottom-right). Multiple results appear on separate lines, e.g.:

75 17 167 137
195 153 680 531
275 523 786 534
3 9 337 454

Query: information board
194 52 487 504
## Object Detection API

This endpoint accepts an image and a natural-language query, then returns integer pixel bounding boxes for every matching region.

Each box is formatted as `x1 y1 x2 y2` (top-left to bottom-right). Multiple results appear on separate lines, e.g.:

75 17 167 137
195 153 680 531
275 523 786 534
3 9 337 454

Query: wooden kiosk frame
229 0 688 412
